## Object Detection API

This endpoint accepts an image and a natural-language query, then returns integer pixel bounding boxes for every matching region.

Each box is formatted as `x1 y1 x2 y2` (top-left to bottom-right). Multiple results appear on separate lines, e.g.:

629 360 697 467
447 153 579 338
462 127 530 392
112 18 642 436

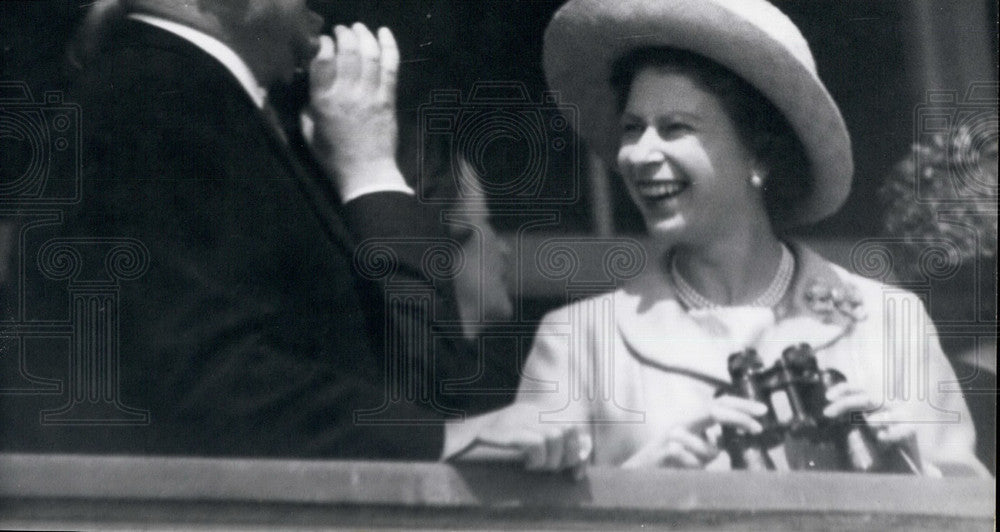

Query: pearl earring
750 172 764 188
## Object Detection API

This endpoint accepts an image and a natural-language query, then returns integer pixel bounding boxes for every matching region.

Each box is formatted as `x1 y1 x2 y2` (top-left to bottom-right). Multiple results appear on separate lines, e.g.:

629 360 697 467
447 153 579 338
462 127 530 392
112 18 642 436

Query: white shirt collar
128 13 268 109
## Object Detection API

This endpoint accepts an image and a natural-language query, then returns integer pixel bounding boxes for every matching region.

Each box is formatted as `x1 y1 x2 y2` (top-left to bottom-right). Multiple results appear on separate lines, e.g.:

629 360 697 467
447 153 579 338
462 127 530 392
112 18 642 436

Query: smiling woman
443 0 988 477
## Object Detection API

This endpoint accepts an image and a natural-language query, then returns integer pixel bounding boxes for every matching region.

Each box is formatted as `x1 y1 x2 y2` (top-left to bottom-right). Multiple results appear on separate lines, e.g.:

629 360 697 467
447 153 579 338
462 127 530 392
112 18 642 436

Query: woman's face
616 68 765 244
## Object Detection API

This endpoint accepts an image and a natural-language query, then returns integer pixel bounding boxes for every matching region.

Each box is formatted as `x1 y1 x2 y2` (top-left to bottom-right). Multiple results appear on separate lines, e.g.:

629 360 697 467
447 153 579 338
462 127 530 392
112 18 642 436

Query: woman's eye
659 123 692 137
620 122 644 136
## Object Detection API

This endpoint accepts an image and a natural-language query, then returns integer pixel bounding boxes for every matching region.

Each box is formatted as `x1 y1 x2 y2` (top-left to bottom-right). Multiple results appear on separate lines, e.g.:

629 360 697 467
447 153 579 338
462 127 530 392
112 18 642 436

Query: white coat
445 243 984 475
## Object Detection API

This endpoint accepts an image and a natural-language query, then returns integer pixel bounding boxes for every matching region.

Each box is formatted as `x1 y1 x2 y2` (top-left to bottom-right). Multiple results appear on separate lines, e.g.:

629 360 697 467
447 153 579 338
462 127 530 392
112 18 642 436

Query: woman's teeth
636 181 689 201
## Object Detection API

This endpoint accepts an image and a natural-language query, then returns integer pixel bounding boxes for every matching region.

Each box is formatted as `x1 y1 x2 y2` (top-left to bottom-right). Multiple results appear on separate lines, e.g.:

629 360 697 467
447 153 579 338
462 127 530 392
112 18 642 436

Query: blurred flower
881 124 998 281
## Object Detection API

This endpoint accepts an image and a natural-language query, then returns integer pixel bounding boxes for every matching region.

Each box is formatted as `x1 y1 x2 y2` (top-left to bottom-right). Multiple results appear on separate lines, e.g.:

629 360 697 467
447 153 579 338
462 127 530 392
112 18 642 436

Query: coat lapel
614 264 734 385
255 105 357 256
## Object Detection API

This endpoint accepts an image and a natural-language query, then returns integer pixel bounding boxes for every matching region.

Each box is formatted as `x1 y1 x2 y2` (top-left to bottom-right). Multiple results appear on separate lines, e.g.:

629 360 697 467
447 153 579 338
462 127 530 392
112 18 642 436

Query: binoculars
720 344 920 474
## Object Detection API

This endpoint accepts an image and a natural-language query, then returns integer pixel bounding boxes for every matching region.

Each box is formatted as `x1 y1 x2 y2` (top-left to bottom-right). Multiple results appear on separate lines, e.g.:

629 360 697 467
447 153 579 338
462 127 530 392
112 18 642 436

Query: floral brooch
804 280 867 324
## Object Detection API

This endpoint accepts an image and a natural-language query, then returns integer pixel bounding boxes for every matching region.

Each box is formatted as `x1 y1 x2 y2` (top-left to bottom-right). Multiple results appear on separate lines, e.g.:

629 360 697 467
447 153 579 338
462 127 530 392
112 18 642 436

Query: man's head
130 0 324 86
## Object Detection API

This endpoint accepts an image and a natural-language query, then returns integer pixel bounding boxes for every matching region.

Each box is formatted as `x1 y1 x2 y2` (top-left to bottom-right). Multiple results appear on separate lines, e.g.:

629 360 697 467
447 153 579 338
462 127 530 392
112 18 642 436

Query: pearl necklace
669 243 795 310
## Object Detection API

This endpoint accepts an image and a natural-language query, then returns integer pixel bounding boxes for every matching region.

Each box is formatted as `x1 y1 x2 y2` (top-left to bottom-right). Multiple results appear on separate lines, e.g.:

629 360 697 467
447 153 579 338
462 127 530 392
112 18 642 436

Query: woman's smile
633 179 691 203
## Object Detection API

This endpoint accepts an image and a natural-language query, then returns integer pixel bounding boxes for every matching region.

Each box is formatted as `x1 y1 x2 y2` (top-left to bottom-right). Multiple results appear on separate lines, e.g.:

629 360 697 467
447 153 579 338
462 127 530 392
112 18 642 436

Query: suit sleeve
341 193 500 415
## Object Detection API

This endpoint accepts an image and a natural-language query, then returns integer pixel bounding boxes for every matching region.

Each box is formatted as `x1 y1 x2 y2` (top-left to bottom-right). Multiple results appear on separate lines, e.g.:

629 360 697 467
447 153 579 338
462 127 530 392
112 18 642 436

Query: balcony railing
1 453 994 530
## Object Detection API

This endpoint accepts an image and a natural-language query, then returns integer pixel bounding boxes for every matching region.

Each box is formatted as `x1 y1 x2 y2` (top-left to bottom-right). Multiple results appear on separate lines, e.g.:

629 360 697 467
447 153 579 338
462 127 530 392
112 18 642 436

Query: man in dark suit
2 0 477 458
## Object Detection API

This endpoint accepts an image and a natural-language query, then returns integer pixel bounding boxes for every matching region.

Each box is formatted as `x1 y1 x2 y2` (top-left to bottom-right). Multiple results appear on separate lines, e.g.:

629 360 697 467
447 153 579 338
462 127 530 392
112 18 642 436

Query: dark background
3 0 997 236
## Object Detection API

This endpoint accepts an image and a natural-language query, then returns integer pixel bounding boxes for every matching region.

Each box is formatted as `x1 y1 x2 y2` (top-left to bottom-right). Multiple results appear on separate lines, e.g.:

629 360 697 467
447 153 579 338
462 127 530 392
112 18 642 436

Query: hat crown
711 0 816 74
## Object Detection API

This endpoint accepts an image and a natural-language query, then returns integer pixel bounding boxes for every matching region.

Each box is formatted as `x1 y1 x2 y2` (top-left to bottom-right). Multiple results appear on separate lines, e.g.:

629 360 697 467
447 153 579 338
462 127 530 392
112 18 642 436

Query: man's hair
610 47 811 227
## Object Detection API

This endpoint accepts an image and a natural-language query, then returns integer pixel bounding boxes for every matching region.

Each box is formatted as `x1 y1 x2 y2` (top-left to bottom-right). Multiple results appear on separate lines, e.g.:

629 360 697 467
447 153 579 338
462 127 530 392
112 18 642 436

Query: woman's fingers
560 426 583 470
824 382 858 400
539 427 566 471
711 395 767 434
876 423 917 444
521 431 548 470
475 426 549 470
670 425 719 461
864 409 917 444
622 418 721 469
823 386 877 418
713 394 769 416
660 441 703 468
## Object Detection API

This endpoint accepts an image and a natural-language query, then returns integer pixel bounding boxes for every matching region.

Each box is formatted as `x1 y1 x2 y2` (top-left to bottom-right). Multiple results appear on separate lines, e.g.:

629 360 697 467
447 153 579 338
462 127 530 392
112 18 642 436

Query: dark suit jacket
3 20 479 459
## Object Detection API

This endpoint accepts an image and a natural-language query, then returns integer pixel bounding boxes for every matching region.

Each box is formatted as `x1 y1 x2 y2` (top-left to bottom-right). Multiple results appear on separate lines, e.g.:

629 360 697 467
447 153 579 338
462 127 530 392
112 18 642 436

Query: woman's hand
467 404 592 476
622 395 768 468
823 382 916 445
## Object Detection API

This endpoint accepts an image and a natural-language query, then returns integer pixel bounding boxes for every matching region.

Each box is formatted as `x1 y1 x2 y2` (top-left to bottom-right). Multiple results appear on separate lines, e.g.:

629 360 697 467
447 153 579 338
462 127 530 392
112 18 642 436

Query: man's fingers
377 27 399 102
309 35 336 95
353 23 381 89
333 25 360 86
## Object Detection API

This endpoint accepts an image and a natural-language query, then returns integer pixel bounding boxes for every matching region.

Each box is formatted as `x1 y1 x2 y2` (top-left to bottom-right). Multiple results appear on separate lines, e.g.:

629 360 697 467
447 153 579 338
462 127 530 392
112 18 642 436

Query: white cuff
299 113 413 202
340 164 415 202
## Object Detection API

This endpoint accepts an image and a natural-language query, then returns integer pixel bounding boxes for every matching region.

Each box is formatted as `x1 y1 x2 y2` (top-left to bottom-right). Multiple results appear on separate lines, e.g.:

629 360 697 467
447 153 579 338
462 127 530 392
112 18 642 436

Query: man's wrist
337 159 414 202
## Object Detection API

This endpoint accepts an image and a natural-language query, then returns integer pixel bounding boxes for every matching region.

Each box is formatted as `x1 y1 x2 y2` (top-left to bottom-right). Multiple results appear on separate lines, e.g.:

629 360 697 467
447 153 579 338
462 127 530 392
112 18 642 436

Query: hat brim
543 0 853 226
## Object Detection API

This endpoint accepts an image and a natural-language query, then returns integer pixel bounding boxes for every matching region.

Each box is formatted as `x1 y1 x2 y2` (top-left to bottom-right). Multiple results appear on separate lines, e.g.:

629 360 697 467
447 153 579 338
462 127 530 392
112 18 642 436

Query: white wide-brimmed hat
543 0 853 226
